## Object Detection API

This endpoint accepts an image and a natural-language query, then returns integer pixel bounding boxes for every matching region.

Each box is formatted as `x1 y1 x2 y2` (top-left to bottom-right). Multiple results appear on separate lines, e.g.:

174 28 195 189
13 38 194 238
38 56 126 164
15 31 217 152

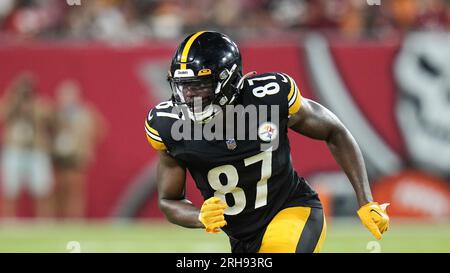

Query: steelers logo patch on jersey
258 121 278 142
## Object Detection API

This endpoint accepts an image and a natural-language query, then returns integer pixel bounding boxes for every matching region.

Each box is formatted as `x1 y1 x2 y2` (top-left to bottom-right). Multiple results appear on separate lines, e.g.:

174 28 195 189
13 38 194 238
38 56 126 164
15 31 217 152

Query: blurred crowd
0 0 449 42
0 73 105 219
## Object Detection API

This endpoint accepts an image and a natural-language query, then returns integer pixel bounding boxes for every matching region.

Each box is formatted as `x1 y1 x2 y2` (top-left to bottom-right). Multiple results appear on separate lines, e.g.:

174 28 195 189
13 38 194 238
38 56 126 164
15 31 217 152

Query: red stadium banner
373 170 450 219
0 33 449 219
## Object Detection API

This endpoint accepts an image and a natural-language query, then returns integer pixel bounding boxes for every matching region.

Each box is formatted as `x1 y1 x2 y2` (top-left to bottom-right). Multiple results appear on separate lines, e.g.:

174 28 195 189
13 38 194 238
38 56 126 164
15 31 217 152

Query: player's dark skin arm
157 151 204 228
288 98 373 207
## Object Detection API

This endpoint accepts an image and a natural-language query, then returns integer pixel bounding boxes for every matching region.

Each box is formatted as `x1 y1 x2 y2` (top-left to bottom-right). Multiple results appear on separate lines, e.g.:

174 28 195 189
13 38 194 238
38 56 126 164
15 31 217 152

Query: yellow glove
199 197 228 234
357 202 390 240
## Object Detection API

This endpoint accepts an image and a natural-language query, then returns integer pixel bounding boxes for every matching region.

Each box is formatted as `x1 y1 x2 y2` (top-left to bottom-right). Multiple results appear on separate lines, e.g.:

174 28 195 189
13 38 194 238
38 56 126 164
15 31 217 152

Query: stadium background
0 0 449 252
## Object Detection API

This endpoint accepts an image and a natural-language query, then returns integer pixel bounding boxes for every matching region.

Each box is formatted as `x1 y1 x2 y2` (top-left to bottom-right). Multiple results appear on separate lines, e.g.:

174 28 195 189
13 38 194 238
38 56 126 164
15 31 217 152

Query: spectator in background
151 0 183 39
0 0 65 40
304 0 341 31
0 0 14 24
389 0 419 32
64 0 154 42
1 0 450 42
0 73 54 219
52 80 105 219
415 0 449 30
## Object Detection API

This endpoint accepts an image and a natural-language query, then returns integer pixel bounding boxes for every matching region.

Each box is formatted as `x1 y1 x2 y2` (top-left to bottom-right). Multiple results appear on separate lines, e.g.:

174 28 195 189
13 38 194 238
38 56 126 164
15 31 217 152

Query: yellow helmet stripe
180 31 206 70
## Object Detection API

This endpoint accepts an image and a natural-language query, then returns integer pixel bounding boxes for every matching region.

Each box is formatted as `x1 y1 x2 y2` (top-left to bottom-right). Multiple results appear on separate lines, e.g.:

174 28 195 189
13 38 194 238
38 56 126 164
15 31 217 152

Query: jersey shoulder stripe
145 101 175 151
283 74 302 116
146 134 166 151
145 122 166 151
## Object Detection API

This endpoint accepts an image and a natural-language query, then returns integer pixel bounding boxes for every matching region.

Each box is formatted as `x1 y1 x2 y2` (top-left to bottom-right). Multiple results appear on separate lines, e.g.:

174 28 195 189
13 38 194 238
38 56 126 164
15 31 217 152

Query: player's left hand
357 202 390 240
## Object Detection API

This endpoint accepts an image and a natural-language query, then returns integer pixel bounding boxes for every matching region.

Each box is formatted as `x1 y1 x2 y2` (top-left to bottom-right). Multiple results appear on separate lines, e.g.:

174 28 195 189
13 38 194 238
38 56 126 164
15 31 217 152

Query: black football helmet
168 31 244 122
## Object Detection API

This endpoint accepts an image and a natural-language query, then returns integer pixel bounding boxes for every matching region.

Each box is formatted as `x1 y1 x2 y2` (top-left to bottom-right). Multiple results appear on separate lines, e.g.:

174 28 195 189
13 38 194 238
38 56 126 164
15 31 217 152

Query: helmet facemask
169 64 242 123
213 64 241 107
169 74 220 123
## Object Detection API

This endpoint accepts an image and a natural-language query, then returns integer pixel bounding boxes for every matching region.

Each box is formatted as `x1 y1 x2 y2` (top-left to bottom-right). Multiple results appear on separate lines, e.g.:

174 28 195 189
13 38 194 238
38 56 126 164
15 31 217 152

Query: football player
145 31 389 253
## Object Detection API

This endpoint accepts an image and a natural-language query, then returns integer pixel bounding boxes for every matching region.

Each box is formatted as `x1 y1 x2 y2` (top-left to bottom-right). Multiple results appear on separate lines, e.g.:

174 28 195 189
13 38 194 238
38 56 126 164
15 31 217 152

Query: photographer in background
0 72 54 219
52 80 105 219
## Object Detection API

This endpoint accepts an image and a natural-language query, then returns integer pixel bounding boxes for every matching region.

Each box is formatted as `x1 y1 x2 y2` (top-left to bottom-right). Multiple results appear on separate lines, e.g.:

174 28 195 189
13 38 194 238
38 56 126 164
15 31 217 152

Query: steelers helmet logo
258 122 278 142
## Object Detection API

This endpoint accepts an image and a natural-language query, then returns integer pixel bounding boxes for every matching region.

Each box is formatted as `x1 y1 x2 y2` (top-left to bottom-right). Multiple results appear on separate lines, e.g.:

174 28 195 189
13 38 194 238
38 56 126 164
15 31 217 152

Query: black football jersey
145 72 322 241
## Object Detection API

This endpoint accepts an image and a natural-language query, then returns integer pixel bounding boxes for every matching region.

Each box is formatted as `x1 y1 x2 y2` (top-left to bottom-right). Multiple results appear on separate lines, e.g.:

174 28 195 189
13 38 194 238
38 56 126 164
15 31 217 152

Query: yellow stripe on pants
259 207 311 253
258 206 326 253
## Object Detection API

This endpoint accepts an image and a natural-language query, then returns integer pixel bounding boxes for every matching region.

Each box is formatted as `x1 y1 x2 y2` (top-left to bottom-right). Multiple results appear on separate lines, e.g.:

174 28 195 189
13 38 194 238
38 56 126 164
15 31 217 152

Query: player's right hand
199 197 228 234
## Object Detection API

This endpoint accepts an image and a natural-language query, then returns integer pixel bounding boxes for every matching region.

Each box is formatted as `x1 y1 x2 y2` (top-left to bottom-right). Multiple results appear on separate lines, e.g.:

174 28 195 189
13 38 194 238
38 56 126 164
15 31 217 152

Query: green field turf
0 219 448 253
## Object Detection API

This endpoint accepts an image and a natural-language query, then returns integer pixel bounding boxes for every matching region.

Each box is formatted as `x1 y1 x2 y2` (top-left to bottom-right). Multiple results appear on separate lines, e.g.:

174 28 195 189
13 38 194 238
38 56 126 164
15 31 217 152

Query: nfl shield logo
226 139 237 150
